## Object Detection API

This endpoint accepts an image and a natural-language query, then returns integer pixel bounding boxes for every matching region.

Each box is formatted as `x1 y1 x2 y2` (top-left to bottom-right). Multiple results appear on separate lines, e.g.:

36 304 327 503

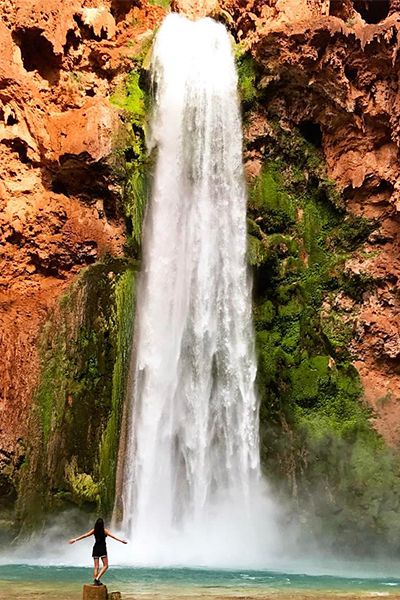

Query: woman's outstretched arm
104 528 127 544
69 529 94 544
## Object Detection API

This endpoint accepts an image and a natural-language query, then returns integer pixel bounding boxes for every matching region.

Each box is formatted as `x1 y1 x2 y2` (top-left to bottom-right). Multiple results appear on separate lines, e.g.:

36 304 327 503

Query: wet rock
1 0 400 526
107 592 122 600
226 0 400 444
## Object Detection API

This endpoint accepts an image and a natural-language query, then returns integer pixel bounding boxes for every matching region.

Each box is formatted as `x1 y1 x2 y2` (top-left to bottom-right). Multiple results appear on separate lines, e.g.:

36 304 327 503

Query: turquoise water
2 565 400 599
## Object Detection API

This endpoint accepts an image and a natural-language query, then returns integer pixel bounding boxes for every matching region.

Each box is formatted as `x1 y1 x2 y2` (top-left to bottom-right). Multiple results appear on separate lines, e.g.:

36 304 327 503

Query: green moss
66 458 100 505
322 310 355 362
291 356 329 403
109 65 151 254
18 259 137 523
247 116 400 550
98 266 136 514
247 235 270 267
254 300 276 330
110 72 145 123
339 270 379 301
249 166 296 233
247 217 265 240
235 47 259 108
330 214 380 251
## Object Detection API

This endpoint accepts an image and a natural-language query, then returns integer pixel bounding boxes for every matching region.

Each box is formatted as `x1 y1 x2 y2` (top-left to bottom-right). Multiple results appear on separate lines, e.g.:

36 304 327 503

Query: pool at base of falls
2 564 400 600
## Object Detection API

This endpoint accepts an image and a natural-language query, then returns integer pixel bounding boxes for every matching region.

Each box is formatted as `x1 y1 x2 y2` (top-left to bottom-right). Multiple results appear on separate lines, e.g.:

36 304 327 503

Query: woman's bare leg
97 556 109 580
93 558 99 580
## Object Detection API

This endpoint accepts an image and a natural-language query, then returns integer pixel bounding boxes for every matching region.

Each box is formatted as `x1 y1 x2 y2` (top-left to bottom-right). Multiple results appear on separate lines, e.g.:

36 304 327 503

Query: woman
69 518 127 585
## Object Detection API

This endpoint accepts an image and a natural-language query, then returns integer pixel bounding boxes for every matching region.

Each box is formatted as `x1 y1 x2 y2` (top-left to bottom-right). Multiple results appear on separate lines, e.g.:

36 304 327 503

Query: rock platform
82 585 122 600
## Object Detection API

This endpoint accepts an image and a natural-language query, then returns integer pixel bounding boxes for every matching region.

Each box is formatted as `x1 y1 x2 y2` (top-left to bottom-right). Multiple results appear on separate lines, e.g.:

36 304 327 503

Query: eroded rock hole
0 475 17 509
329 0 354 20
28 254 66 277
2 139 29 164
64 28 81 53
51 178 70 196
50 156 119 218
343 185 355 200
373 126 392 148
352 0 390 23
110 0 136 23
376 180 394 196
6 113 18 126
298 121 322 148
345 65 358 82
6 230 23 245
12 28 61 83
124 147 139 162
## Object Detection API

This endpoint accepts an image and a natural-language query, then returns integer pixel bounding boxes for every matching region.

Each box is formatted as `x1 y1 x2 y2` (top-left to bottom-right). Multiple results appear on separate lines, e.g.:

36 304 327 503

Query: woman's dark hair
94 518 105 537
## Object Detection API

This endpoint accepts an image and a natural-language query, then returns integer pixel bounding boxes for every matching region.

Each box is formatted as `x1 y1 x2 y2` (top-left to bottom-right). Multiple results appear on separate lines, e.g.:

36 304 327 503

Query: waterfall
122 14 273 567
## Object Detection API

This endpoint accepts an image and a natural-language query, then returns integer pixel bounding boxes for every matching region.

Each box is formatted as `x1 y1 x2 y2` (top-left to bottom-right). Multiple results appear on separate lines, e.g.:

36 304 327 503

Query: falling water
122 14 275 567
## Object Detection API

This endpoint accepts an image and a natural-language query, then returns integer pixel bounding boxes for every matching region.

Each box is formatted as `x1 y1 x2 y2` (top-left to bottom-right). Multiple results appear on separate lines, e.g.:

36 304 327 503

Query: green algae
66 458 100 505
98 265 136 514
247 235 271 267
110 72 145 121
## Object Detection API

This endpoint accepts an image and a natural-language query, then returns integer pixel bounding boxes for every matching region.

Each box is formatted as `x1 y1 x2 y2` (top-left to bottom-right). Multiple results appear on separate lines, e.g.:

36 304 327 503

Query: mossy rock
17 258 137 525
109 61 153 256
247 114 400 551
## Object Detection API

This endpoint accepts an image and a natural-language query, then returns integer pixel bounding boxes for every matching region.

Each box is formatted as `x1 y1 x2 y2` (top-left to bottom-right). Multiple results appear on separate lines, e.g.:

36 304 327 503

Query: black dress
92 530 107 558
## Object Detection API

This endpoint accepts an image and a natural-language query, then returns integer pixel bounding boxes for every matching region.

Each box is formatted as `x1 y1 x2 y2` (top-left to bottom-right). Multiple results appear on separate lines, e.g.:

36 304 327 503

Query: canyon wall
1 0 400 549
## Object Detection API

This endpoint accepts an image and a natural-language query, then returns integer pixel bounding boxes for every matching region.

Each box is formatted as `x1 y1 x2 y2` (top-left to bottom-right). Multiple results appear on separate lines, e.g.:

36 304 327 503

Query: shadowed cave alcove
353 0 391 23
110 0 136 23
329 0 391 23
12 28 61 84
2 139 30 164
298 121 322 148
